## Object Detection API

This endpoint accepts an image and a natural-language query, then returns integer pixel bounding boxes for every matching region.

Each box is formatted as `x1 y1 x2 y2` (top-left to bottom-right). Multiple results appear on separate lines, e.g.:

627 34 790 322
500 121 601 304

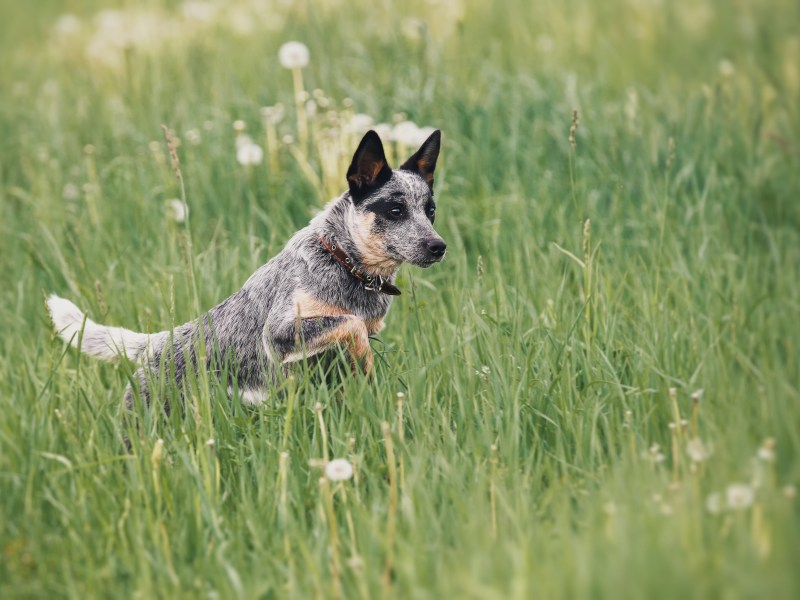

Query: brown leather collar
319 235 401 296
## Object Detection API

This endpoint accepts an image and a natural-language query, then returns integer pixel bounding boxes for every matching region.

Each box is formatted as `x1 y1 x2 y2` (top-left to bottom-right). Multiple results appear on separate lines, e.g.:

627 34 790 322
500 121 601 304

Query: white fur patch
228 386 269 406
46 294 164 361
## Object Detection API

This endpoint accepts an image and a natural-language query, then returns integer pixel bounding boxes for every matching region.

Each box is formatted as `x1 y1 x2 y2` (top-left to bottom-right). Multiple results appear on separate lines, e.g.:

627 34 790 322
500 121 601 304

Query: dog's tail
46 294 166 361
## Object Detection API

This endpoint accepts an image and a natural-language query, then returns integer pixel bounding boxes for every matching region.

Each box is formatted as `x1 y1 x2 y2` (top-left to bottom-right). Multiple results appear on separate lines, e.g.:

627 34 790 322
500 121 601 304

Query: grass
1 0 799 597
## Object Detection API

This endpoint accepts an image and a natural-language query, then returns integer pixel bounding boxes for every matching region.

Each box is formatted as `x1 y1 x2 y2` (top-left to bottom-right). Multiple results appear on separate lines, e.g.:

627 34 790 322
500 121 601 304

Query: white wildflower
373 122 393 141
305 99 317 118
705 493 722 514
686 438 711 462
279 41 310 69
346 113 374 135
260 104 285 126
691 389 704 401
648 443 666 464
236 143 263 166
324 458 354 482
757 438 775 462
281 134 294 145
391 120 422 147
185 128 201 145
233 119 246 134
725 483 755 510
206 438 215 447
166 199 188 223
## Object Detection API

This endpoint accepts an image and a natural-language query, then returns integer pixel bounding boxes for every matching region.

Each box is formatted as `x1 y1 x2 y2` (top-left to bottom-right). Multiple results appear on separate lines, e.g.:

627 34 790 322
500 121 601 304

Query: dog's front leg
270 315 373 375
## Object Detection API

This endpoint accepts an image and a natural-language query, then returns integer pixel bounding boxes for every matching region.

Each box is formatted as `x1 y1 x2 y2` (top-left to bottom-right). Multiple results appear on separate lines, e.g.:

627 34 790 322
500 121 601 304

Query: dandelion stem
320 478 342 599
292 67 308 150
382 421 398 591
316 403 329 463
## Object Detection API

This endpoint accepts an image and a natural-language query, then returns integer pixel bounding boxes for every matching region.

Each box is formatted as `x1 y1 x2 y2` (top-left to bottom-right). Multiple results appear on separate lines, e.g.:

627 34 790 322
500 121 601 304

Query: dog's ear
400 129 441 188
347 130 392 202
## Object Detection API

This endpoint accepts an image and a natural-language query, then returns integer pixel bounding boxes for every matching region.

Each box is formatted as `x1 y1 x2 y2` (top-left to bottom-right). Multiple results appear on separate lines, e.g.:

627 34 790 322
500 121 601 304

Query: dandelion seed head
305 99 317 118
236 143 263 166
233 119 246 133
325 458 354 482
281 134 294 145
166 199 188 223
686 438 711 462
346 113 374 135
691 389 704 402
278 41 310 69
185 128 201 145
757 437 775 462
373 122 393 141
726 483 755 510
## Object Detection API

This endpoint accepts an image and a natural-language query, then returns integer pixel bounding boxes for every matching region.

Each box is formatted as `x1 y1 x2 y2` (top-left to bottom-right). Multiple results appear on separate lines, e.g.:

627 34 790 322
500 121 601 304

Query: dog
47 129 445 409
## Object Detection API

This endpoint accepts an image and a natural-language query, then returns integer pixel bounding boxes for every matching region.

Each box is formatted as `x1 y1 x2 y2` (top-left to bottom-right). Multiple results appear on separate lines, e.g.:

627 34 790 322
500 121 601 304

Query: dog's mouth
410 253 446 268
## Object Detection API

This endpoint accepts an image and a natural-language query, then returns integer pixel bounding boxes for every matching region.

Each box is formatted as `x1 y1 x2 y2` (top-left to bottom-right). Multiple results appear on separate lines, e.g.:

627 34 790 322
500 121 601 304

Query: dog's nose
426 239 447 258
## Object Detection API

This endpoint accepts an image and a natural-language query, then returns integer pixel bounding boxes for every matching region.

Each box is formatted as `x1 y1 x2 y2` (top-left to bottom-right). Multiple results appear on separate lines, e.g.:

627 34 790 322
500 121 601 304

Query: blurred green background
1 0 799 598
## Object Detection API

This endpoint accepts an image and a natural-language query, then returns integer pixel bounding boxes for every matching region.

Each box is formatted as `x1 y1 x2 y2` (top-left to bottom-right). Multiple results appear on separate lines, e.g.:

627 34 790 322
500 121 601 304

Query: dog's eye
427 206 436 221
387 206 404 219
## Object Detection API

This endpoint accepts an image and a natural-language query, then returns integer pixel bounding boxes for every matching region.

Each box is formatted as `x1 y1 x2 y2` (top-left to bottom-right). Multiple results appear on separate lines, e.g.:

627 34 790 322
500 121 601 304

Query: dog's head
344 129 445 272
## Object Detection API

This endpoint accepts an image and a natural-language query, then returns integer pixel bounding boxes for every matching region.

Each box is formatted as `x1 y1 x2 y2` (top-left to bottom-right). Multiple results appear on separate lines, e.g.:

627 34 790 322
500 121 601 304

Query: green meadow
1 0 799 597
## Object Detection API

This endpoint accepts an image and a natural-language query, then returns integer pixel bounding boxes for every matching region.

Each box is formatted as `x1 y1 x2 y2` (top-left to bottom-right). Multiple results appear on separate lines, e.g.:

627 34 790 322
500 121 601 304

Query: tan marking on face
292 288 348 319
351 211 400 276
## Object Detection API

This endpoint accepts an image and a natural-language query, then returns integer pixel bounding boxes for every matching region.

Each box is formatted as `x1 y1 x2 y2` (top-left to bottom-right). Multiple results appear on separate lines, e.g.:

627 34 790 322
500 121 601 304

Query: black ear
400 129 441 188
347 130 392 202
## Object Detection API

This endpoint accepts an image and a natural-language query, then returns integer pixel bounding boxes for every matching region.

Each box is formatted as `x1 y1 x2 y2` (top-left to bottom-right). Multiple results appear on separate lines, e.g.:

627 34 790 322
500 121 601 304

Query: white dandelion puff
391 120 422 147
725 483 755 510
686 438 711 463
279 41 310 69
346 113 374 135
185 128 202 145
647 443 666 464
324 458 354 482
373 122 393 141
236 143 264 166
757 438 775 462
166 199 188 223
